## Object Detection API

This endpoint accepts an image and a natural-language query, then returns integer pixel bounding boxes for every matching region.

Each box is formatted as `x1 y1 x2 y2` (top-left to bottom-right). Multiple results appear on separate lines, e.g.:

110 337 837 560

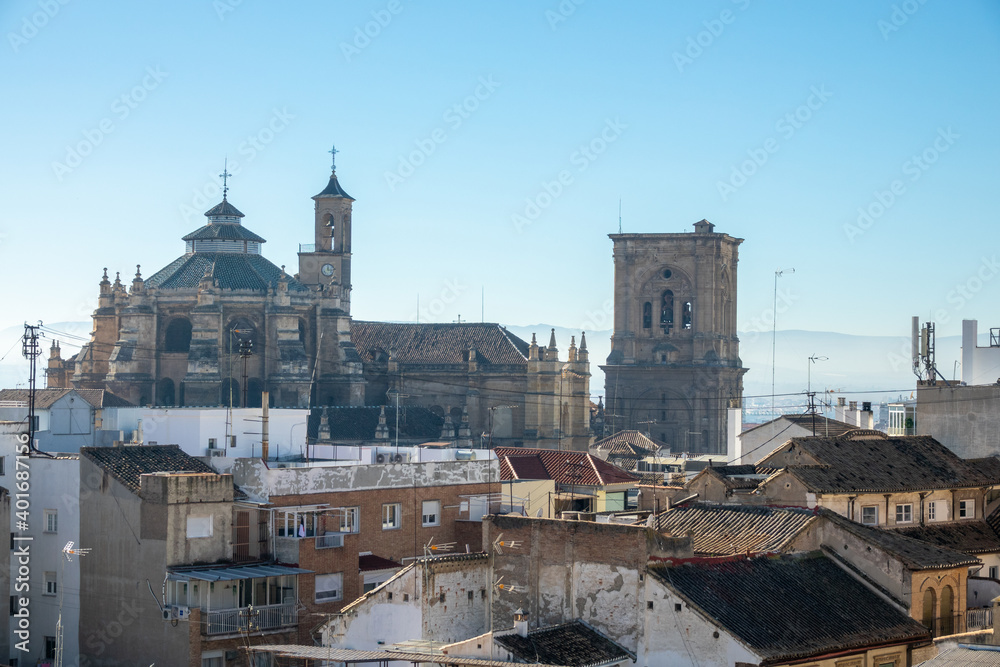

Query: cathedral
601 221 747 454
46 151 592 451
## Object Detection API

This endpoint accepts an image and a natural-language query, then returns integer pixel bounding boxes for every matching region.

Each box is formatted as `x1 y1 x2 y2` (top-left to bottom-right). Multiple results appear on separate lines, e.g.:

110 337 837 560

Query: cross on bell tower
328 145 338 172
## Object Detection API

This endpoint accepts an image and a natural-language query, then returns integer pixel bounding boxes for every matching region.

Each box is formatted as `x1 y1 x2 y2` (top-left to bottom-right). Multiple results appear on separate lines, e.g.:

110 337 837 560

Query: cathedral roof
315 171 354 199
145 253 309 292
182 224 266 243
203 198 245 218
351 322 530 365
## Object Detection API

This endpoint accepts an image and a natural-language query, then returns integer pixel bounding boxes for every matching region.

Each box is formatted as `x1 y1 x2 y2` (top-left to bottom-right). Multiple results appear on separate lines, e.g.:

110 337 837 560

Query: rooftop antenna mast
56 541 91 667
618 198 622 234
22 322 42 451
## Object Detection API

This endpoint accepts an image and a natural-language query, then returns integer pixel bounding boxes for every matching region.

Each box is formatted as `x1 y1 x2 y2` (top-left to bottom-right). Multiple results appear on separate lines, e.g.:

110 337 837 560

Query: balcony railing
203 602 296 636
316 532 345 549
926 609 994 638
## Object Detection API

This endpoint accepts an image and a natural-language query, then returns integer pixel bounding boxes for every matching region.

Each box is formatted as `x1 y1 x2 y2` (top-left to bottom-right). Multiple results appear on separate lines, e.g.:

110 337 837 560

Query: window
660 290 674 333
682 301 692 329
382 503 401 530
960 499 976 519
44 510 57 533
642 302 652 329
927 500 936 521
861 506 878 526
990 566 998 579
928 499 948 521
44 637 56 660
201 655 223 667
337 507 360 533
186 516 213 538
894 504 912 524
315 573 343 603
422 500 440 527
44 571 57 596
0 455 5 475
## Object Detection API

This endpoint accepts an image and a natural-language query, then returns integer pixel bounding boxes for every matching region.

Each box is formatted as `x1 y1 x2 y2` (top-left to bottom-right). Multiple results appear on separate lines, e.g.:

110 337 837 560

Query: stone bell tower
601 219 746 454
298 145 354 312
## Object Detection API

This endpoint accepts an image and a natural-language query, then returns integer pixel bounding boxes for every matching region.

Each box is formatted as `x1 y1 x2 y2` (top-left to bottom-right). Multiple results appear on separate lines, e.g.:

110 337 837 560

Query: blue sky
2 0 998 355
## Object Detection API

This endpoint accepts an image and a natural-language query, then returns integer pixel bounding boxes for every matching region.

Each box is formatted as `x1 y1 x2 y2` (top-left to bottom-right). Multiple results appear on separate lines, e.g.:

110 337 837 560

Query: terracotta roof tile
81 444 229 495
495 447 637 486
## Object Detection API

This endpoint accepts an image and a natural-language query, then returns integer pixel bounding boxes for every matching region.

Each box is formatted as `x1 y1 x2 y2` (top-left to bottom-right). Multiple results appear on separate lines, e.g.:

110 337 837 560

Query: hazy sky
2 1 999 355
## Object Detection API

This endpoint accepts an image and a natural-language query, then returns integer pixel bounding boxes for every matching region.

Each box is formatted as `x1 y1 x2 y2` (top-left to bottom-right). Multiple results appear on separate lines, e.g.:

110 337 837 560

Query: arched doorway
157 378 175 407
922 587 936 630
940 585 954 635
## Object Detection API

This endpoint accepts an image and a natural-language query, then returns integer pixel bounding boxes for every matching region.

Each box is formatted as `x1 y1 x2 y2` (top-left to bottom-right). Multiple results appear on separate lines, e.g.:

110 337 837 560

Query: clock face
321 263 335 277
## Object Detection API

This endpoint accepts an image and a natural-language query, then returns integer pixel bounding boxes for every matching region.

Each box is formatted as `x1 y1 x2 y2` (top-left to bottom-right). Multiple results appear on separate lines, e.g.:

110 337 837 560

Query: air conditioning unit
207 449 225 458
162 608 171 621
175 605 190 620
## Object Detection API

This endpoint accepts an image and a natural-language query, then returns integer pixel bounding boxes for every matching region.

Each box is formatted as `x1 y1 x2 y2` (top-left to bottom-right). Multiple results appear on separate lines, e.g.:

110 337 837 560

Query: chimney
514 608 528 637
727 398 743 464
835 397 847 422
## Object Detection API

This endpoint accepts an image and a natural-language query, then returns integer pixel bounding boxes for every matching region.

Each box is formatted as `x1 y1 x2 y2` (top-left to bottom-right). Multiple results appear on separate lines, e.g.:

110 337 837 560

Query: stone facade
602 220 746 454
47 156 591 449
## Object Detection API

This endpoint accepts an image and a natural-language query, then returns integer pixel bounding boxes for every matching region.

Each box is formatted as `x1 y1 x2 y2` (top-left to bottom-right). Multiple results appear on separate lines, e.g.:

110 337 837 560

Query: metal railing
968 607 993 631
316 532 345 549
203 602 296 636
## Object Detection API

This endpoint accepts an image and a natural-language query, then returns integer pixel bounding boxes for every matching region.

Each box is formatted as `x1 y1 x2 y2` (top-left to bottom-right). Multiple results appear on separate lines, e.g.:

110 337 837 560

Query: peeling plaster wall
325 556 489 650
642 576 760 667
484 515 691 653
228 458 498 502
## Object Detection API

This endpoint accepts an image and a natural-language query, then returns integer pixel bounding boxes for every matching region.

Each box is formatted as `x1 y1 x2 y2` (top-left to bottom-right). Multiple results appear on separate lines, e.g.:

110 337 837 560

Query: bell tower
601 220 746 454
298 145 354 312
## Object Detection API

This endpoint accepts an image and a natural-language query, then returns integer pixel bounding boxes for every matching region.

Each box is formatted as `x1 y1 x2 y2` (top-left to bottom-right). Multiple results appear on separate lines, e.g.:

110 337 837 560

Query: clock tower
298 145 354 312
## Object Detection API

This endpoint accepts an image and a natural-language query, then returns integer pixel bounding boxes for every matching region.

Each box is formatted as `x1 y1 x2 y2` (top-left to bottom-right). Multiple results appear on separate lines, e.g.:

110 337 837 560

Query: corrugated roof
766 433 1000 493
494 620 634 667
168 563 311 581
351 322 530 365
822 511 980 570
650 553 930 664
145 253 309 292
916 646 1000 666
651 503 818 556
495 447 637 486
892 521 1000 556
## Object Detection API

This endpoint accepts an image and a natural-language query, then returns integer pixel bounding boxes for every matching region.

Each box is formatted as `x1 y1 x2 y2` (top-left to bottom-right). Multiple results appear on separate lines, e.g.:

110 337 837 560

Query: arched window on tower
164 318 192 353
642 302 652 329
324 213 336 252
660 291 674 333
246 378 264 408
682 301 693 330
220 379 241 408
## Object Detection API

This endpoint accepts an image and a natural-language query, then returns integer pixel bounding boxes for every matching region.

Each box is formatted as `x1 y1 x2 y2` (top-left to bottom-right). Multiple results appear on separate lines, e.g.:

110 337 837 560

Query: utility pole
22 323 42 450
238 338 253 407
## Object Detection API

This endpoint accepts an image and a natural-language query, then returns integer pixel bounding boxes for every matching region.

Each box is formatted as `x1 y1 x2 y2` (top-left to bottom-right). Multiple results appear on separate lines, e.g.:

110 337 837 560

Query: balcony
926 608 993 638
275 532 345 561
203 602 296 636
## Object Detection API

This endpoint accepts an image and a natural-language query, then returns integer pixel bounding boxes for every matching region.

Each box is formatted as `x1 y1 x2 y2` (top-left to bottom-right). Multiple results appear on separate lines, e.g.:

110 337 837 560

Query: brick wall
272 479 492 643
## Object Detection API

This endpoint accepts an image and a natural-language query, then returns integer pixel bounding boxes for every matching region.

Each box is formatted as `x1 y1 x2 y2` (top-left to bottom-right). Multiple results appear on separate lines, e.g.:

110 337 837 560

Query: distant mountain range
1 321 967 410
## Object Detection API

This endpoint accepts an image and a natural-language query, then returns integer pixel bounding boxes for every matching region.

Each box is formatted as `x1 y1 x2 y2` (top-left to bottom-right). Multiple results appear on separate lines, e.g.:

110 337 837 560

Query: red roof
358 554 401 572
495 447 637 486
